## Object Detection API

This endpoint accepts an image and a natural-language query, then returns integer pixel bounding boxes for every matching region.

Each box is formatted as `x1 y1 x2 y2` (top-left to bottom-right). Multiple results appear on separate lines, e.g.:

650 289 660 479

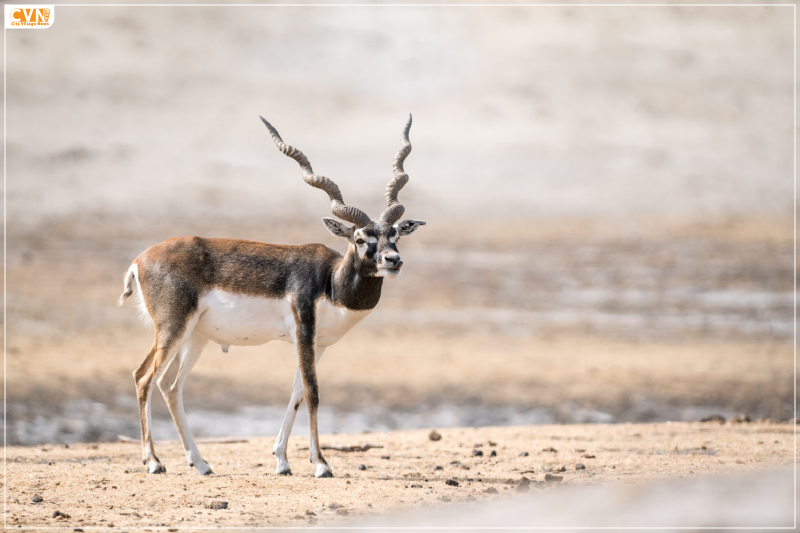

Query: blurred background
4 2 794 444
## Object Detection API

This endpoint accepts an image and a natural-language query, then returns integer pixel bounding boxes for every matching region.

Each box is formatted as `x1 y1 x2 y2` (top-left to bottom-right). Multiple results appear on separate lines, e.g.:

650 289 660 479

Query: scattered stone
575 448 586 453
545 474 563 482
519 451 529 457
542 447 557 453
488 441 497 446
515 477 530 493
434 466 444 471
700 414 726 423
490 450 497 457
428 429 442 441
472 449 483 457
31 494 43 504
358 464 366 471
474 443 483 447
730 414 751 424
204 500 228 510
484 487 499 494
305 510 317 516
410 484 423 488
74 529 83 532
554 465 566 472
381 455 390 460
328 503 344 510
52 511 71 519
445 479 459 487
582 454 596 459
576 463 586 470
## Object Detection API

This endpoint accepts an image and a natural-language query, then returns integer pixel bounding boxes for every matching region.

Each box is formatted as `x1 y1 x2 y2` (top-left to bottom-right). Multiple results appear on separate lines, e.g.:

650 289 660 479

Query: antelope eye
355 239 365 245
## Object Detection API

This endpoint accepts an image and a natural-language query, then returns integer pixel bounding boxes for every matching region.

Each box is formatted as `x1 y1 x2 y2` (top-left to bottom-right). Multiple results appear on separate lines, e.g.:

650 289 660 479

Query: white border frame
2 3 796 530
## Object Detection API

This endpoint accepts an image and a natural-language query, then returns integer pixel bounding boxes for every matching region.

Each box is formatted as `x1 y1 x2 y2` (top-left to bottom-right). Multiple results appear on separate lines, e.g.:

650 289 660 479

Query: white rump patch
125 264 154 328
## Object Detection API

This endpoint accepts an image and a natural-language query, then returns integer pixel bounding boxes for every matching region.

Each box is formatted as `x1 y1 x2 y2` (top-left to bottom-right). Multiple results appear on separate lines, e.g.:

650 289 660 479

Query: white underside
130 273 372 348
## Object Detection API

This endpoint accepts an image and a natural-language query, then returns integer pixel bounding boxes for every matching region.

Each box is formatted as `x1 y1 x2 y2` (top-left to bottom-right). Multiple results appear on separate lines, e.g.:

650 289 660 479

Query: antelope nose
384 254 400 266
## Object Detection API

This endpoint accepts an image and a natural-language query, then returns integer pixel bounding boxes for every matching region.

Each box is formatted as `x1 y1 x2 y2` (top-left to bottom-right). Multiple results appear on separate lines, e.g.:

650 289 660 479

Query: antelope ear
395 219 426 236
322 218 354 239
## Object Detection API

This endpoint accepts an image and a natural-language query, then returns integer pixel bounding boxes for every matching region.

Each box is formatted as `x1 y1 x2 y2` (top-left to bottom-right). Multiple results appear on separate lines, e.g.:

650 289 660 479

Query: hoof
317 471 334 478
277 470 293 476
201 469 214 476
148 464 166 474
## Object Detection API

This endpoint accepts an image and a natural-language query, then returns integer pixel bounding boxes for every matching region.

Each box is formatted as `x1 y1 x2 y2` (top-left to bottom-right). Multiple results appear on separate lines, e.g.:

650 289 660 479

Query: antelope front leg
292 306 332 478
273 347 326 475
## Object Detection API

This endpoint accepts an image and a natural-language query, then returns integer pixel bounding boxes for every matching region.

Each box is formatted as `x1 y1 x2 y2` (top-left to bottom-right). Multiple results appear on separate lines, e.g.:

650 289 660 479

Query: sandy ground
5 421 794 529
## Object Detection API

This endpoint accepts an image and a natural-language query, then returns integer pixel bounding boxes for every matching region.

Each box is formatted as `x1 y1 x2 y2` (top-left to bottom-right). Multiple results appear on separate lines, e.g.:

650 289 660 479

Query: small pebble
519 451 529 457
515 477 530 493
434 466 444 471
700 414 725 423
472 449 483 457
582 454 596 459
554 465 566 472
545 474 563 482
31 495 43 504
428 429 442 441
484 487 499 494
381 455 390 460
576 463 586 470
204 500 228 510
542 447 557 452
445 479 459 487
490 450 497 457
488 441 497 447
358 464 366 471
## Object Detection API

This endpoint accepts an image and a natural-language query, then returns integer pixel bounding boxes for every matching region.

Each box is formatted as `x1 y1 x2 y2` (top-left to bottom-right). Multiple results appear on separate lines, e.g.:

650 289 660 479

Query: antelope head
260 114 426 279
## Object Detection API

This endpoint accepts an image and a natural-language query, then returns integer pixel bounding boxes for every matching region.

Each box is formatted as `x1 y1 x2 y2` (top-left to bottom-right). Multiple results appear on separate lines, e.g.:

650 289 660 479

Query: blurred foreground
5 423 794 528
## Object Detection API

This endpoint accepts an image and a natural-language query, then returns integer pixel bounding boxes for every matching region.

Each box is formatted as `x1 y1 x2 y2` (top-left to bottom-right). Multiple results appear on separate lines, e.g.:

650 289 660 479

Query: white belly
195 290 292 346
315 299 371 347
193 289 371 348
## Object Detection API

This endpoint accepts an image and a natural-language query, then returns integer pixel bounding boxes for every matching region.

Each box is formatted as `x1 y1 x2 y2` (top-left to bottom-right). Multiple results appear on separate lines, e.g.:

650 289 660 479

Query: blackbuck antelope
118 115 425 478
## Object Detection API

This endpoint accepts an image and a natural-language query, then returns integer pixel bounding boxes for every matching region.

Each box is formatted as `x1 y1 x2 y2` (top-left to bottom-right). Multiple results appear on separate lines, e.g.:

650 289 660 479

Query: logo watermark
5 5 55 29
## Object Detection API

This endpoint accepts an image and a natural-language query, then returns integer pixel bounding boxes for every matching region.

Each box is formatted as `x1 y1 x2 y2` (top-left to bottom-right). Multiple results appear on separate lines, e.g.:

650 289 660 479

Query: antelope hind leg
157 333 213 475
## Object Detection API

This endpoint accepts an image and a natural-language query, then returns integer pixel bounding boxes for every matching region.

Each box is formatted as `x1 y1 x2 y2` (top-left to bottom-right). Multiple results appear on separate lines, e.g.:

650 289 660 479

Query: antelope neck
330 245 383 311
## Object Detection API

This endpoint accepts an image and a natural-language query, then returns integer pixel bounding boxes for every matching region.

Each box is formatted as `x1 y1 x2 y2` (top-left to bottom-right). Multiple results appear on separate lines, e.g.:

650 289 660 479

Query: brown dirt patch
6 422 794 529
